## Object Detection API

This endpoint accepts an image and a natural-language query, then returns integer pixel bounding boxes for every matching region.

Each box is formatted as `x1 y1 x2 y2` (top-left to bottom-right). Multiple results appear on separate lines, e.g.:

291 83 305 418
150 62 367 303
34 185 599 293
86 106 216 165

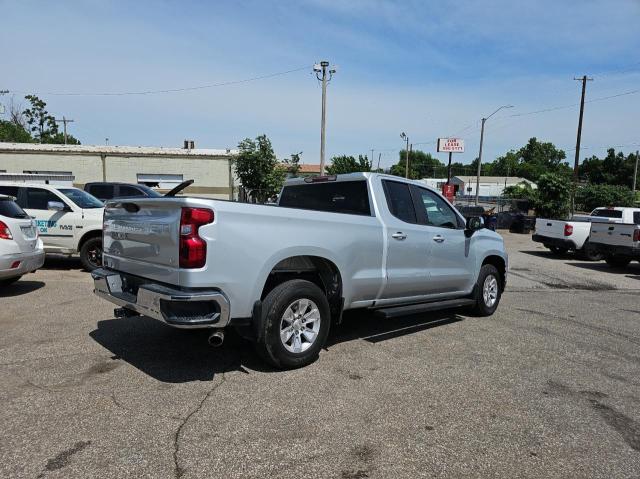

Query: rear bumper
0 250 45 279
92 268 230 329
532 234 576 249
589 243 640 258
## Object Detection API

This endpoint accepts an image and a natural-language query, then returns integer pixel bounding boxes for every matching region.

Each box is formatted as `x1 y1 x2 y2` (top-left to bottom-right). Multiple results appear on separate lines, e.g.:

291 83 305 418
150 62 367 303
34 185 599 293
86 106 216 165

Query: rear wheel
605 256 631 268
548 246 568 255
79 237 103 271
580 241 604 261
254 279 331 369
0 276 22 287
469 264 502 317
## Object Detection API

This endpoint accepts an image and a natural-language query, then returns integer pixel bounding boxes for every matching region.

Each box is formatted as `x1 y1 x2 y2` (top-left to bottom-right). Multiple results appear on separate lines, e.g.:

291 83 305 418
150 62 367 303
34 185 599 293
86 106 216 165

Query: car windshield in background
279 181 371 216
136 185 162 197
591 209 623 218
59 189 104 209
0 198 30 219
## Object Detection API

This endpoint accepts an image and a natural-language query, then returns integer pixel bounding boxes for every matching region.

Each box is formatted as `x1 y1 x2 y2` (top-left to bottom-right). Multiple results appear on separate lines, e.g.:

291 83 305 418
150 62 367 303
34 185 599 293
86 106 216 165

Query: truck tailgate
535 219 567 238
103 199 186 284
590 222 639 248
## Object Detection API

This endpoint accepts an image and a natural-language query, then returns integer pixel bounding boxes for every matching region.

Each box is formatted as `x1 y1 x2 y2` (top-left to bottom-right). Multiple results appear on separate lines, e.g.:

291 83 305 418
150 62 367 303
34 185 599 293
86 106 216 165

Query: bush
535 173 572 219
574 184 635 212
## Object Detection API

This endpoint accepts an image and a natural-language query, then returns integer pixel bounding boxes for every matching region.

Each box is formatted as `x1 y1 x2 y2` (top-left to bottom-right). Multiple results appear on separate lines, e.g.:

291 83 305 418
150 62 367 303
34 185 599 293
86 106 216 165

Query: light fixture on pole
475 105 513 205
400 132 409 178
314 61 336 175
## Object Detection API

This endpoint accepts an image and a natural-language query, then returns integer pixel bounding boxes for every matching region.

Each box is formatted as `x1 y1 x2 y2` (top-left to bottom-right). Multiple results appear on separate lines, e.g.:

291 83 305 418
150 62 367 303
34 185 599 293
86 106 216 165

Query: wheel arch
259 254 344 323
77 229 102 252
481 254 506 290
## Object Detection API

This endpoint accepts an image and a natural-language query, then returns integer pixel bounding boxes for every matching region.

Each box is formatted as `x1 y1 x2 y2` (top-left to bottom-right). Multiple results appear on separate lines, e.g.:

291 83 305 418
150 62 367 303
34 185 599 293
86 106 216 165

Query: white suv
0 194 45 286
0 183 104 271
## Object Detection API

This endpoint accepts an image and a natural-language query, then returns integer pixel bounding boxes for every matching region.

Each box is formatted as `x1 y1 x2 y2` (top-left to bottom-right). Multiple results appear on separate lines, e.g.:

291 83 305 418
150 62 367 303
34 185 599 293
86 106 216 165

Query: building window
23 170 73 175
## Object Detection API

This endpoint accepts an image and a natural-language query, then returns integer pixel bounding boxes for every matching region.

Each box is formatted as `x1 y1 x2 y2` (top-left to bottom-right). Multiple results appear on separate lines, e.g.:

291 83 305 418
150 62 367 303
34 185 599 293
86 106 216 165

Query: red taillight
564 224 573 236
10 261 20 269
634 229 640 242
0 221 12 240
179 207 214 268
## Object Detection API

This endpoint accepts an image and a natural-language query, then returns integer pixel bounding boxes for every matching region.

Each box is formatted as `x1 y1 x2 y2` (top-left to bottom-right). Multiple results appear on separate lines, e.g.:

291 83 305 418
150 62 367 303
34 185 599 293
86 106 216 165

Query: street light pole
314 61 336 175
474 105 513 206
401 132 409 178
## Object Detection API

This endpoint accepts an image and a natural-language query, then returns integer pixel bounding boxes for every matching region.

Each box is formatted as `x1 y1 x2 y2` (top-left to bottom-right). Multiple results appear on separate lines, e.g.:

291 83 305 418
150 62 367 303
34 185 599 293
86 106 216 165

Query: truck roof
283 172 440 192
0 181 80 190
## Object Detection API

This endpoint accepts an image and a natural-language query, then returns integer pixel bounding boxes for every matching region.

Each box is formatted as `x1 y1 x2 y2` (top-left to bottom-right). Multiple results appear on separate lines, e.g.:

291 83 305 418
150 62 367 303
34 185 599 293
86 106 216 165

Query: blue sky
1 0 639 170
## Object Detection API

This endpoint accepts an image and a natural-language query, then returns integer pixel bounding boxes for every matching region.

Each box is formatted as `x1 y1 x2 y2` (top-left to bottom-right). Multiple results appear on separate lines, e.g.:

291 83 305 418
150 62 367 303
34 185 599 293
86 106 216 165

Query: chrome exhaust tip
207 330 225 347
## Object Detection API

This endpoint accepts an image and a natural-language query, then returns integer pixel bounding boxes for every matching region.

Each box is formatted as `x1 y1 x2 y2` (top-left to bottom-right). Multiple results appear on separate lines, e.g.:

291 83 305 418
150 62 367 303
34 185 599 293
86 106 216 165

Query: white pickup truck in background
590 210 640 268
92 173 508 369
532 207 639 260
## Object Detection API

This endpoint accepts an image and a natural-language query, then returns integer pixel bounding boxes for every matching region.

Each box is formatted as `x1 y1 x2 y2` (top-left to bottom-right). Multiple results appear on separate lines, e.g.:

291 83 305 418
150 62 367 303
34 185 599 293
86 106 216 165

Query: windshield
59 188 104 209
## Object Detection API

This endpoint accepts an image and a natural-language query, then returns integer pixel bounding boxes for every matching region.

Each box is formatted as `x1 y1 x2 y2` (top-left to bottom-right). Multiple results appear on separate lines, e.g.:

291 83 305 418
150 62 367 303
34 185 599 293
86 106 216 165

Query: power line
8 66 311 97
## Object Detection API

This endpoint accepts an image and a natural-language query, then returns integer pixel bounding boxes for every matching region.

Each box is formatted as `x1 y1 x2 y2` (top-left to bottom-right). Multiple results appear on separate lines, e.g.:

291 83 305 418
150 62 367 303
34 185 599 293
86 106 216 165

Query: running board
374 298 476 319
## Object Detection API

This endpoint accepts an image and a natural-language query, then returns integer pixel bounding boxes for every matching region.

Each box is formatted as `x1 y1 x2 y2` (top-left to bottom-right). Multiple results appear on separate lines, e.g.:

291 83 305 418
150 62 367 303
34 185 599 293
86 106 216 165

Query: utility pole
314 61 336 175
573 75 593 179
55 116 74 145
400 132 409 178
633 150 639 193
475 104 513 205
377 153 382 171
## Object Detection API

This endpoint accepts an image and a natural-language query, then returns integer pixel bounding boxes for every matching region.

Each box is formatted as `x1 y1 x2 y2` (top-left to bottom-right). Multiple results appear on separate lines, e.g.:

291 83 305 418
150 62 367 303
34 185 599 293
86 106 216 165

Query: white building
450 176 536 197
0 142 238 199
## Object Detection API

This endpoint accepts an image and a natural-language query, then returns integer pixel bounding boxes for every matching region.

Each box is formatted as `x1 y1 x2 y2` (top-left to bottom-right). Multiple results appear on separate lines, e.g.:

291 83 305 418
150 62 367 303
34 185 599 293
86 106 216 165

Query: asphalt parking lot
1 232 639 479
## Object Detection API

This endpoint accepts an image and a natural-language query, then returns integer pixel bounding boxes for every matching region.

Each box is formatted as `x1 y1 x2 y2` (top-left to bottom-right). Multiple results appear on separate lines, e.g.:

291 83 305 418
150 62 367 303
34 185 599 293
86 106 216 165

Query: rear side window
591 209 623 218
87 184 115 200
25 188 63 210
634 212 640 225
279 181 371 216
119 185 145 197
0 199 29 219
382 180 417 224
0 186 20 198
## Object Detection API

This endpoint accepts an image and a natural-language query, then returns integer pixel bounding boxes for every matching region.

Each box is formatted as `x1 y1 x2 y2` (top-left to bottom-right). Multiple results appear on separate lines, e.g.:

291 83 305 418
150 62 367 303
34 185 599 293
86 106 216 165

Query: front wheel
254 279 331 369
79 237 103 272
469 264 502 317
605 256 631 268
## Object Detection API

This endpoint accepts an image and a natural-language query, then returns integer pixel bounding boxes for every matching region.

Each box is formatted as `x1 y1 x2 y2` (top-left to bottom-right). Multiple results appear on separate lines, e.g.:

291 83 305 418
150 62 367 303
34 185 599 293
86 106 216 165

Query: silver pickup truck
92 173 508 368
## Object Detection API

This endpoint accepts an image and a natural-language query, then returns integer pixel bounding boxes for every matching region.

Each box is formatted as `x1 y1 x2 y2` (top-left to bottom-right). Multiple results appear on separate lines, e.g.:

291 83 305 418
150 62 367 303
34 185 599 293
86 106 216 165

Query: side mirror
464 216 484 238
47 201 66 212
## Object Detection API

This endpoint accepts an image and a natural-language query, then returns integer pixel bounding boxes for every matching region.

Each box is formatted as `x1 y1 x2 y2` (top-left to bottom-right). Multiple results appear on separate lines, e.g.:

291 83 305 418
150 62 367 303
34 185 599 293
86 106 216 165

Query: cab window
412 186 461 229
119 185 146 197
25 188 64 210
382 180 417 224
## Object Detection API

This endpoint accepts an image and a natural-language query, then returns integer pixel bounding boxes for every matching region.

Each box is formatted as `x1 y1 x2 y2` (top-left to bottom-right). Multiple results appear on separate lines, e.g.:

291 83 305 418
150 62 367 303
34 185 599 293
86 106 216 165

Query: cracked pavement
1 232 639 478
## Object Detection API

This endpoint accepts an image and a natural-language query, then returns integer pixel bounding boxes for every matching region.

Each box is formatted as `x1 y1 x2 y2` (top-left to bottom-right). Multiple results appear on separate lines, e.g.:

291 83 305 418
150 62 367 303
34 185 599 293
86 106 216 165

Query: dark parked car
84 182 161 202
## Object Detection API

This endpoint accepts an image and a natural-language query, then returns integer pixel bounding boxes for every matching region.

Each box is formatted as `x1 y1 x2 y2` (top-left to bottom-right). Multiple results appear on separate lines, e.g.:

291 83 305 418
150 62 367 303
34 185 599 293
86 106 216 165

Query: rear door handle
433 235 445 243
392 232 407 240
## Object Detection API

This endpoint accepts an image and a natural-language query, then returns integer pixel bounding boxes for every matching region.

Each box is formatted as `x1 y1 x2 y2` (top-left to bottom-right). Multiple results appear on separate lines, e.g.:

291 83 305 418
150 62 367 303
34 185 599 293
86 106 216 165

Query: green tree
23 95 58 143
535 172 572 219
0 120 32 143
486 138 570 182
234 134 285 203
390 150 443 179
326 155 371 175
574 184 635 212
282 152 301 177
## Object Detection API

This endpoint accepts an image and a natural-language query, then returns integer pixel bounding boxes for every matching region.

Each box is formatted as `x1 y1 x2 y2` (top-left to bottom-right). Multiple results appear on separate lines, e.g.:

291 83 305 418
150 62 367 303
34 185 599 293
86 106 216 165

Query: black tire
0 276 22 287
254 279 331 369
548 246 568 255
605 256 631 268
580 241 604 261
469 264 502 317
79 237 103 272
